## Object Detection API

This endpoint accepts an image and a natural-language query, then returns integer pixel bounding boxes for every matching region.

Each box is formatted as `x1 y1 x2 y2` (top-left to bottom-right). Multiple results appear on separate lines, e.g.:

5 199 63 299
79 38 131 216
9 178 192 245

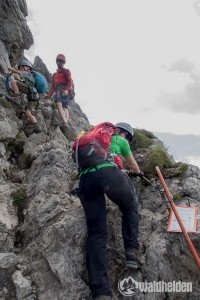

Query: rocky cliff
0 0 33 73
0 1 199 300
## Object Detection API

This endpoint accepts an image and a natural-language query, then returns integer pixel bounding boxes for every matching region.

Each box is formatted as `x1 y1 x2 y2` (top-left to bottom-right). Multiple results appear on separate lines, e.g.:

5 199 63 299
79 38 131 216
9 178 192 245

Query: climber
6 60 42 133
78 122 143 300
47 54 73 130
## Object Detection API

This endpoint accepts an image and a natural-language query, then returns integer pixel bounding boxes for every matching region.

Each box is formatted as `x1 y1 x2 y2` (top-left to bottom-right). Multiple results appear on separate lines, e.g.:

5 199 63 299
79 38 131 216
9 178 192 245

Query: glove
127 170 137 177
137 171 144 178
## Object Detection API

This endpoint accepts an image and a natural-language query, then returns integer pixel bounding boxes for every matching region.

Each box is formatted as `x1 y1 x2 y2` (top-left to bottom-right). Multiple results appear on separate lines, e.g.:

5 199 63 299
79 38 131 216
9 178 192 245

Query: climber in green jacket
78 122 143 300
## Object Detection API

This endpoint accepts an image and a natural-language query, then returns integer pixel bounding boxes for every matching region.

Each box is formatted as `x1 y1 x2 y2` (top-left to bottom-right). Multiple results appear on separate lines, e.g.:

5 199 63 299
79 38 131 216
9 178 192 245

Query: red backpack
72 122 116 170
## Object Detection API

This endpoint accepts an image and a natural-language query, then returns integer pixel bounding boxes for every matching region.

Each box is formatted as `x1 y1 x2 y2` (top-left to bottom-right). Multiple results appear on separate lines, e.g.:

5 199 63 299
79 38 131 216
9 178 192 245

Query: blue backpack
32 70 48 94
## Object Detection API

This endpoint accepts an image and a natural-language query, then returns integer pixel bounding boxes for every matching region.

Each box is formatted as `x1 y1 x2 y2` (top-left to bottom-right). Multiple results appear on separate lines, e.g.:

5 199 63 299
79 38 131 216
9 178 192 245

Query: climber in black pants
80 167 139 299
79 123 143 300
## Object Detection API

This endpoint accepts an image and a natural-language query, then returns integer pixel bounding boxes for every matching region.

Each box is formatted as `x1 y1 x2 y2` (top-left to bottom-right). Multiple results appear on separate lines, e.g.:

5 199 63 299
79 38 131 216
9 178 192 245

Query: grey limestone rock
0 253 17 269
0 104 22 141
0 0 33 74
12 270 32 299
33 56 52 84
0 2 199 298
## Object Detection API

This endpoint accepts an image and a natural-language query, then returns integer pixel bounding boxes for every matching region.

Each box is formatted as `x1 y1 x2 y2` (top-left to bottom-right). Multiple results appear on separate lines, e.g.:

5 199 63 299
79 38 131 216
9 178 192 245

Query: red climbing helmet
56 54 66 63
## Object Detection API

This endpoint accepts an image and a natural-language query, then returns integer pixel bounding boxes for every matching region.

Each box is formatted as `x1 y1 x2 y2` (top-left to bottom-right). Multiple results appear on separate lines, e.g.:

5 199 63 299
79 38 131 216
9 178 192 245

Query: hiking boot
94 296 113 300
6 94 21 106
33 123 42 133
125 248 141 269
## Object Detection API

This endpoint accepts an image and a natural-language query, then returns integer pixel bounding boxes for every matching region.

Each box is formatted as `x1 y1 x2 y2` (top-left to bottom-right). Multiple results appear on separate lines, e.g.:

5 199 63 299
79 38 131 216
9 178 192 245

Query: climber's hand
127 170 137 177
8 66 16 73
63 90 69 95
136 171 144 178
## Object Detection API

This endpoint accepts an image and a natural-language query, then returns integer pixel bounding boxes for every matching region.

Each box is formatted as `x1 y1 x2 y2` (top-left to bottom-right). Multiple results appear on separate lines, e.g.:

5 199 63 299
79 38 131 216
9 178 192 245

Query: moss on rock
6 139 24 156
174 162 188 180
131 129 155 150
18 153 34 169
51 102 57 110
5 131 26 156
146 144 173 174
173 193 182 201
11 188 26 206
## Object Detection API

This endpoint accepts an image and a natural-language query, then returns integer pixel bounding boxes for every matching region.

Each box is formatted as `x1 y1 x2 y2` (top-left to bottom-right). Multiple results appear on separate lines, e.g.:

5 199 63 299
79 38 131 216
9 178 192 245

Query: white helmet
115 122 134 140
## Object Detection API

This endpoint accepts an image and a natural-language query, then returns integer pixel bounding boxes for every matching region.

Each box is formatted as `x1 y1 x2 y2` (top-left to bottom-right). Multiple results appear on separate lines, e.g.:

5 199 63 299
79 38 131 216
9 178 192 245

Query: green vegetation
6 139 24 156
173 193 182 201
51 102 57 110
19 153 34 169
16 131 26 141
146 144 173 174
174 162 188 180
11 188 26 206
132 128 155 150
138 129 156 139
5 131 26 156
176 162 188 175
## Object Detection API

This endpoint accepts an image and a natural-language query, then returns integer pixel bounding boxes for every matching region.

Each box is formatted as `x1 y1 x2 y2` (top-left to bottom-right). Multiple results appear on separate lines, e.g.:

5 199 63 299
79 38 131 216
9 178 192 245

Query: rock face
33 56 52 84
0 0 33 72
0 1 200 300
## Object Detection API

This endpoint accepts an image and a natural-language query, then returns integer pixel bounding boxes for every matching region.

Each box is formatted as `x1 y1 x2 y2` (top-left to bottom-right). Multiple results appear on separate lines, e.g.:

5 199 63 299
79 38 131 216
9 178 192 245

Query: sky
25 0 200 166
155 132 200 167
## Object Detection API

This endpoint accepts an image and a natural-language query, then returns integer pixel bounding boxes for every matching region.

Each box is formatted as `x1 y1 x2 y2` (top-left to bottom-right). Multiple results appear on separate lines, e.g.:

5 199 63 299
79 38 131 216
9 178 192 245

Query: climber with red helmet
48 54 73 130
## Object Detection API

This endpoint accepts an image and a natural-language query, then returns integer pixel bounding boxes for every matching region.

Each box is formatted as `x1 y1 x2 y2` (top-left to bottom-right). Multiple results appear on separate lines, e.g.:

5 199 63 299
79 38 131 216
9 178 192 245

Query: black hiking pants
79 166 139 298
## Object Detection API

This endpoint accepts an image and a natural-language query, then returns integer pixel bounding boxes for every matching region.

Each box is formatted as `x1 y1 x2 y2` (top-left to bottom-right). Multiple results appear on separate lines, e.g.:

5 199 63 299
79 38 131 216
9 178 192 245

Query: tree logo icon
118 276 138 296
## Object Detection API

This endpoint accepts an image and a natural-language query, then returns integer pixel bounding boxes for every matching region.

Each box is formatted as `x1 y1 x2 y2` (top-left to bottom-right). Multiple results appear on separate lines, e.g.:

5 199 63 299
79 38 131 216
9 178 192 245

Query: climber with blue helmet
6 60 41 133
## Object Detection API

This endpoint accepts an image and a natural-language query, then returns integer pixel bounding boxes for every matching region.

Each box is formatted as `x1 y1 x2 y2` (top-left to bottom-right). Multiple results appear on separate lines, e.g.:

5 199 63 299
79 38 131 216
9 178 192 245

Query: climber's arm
8 67 21 75
124 154 141 174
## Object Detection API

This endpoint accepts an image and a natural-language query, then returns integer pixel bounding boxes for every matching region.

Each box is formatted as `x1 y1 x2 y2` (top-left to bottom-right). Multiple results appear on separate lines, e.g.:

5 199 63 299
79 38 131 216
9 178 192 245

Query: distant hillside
154 132 200 166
